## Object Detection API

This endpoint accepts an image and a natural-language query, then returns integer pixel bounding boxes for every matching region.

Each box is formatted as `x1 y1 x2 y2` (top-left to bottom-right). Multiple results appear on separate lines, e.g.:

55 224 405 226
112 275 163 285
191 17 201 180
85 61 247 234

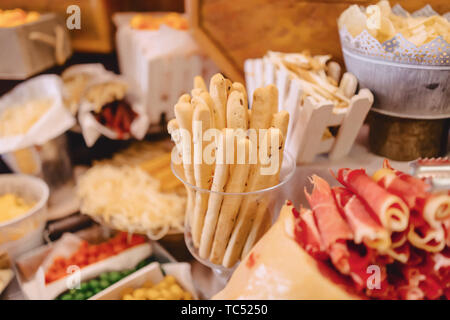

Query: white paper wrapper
61 63 110 115
113 13 219 126
61 63 108 81
0 75 75 154
77 74 150 147
18 233 152 300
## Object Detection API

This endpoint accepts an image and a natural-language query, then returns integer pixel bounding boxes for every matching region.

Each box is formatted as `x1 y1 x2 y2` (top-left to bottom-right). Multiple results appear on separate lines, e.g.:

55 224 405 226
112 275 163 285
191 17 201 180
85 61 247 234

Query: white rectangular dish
91 261 197 300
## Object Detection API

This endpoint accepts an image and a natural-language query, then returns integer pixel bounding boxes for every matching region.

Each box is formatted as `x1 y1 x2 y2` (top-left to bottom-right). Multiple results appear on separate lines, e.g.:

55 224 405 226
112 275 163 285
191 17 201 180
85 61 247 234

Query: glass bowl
171 150 295 283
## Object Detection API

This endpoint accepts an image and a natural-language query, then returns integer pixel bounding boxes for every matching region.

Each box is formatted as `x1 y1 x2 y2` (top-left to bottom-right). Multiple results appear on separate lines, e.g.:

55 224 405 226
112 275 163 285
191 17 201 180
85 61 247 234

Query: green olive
74 292 85 300
80 282 89 291
108 271 121 283
88 279 101 290
99 273 109 281
99 279 110 289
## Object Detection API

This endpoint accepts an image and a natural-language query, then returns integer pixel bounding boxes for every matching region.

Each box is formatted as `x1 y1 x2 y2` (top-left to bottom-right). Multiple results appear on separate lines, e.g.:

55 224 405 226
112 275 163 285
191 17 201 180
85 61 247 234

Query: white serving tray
244 57 374 164
91 261 198 300
13 238 176 300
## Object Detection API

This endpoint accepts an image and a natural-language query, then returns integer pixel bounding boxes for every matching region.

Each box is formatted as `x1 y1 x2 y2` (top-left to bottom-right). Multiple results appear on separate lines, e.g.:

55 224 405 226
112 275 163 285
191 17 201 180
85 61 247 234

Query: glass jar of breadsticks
338 1 449 160
169 74 295 277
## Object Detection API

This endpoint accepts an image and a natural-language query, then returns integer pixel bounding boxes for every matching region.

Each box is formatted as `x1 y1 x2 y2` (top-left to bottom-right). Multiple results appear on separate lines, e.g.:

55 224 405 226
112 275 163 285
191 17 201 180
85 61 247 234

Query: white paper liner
0 75 75 154
77 73 150 147
18 233 152 300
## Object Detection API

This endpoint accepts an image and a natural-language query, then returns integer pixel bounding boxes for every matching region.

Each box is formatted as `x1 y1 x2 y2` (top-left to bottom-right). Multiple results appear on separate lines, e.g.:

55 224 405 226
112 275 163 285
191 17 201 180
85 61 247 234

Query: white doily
339 4 450 66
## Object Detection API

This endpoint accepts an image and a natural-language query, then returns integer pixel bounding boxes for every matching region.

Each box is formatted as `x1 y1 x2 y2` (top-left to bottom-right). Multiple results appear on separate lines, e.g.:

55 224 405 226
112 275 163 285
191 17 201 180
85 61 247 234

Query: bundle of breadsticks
168 73 290 268
266 50 355 109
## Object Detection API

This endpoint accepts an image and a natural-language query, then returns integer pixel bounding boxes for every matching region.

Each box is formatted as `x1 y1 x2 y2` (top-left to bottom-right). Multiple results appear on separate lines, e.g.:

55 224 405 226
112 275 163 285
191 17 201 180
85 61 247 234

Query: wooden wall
188 0 450 81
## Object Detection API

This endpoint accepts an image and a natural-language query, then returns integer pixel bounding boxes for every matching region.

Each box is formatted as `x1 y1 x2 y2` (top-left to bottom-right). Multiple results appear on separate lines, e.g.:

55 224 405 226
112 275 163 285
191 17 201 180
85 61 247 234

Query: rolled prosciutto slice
304 175 353 274
445 220 450 247
423 193 450 228
333 187 391 252
408 210 446 253
391 230 408 249
336 168 409 232
373 167 427 209
386 241 410 263
383 159 430 194
292 207 325 259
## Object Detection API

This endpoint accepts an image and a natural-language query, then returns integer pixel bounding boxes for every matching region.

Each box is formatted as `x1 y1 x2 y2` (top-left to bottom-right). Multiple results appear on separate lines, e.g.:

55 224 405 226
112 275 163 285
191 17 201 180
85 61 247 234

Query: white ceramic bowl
0 174 49 259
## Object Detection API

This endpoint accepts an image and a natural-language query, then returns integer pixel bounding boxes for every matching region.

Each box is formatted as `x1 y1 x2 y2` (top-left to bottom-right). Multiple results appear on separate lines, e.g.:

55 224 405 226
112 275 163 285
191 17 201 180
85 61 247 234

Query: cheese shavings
77 165 185 240
0 98 52 137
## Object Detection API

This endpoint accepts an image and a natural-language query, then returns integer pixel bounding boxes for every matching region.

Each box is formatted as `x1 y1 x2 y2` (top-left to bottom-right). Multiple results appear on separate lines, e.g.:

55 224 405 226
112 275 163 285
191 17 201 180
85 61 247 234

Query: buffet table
0 1 449 302
3 124 438 300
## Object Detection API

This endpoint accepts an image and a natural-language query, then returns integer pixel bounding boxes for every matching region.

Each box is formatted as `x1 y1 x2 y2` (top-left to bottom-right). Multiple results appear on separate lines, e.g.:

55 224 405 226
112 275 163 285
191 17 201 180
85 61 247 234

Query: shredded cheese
77 165 186 240
0 98 52 137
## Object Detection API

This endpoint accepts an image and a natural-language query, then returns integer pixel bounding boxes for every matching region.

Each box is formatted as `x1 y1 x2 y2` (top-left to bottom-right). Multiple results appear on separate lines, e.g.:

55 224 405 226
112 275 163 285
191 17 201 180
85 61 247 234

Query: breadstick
199 130 229 259
167 119 180 149
167 119 185 182
168 118 195 226
194 75 207 91
191 101 215 247
231 82 248 108
246 85 279 191
241 204 270 258
174 102 196 228
242 114 289 257
241 128 285 259
167 118 178 133
209 74 228 129
178 93 191 104
195 91 216 129
271 110 289 142
226 91 249 130
209 138 251 265
174 102 195 184
249 85 278 130
327 61 341 84
257 210 272 239
217 86 279 263
339 72 358 98
191 88 204 99
222 128 282 268
226 90 249 176
225 78 232 96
